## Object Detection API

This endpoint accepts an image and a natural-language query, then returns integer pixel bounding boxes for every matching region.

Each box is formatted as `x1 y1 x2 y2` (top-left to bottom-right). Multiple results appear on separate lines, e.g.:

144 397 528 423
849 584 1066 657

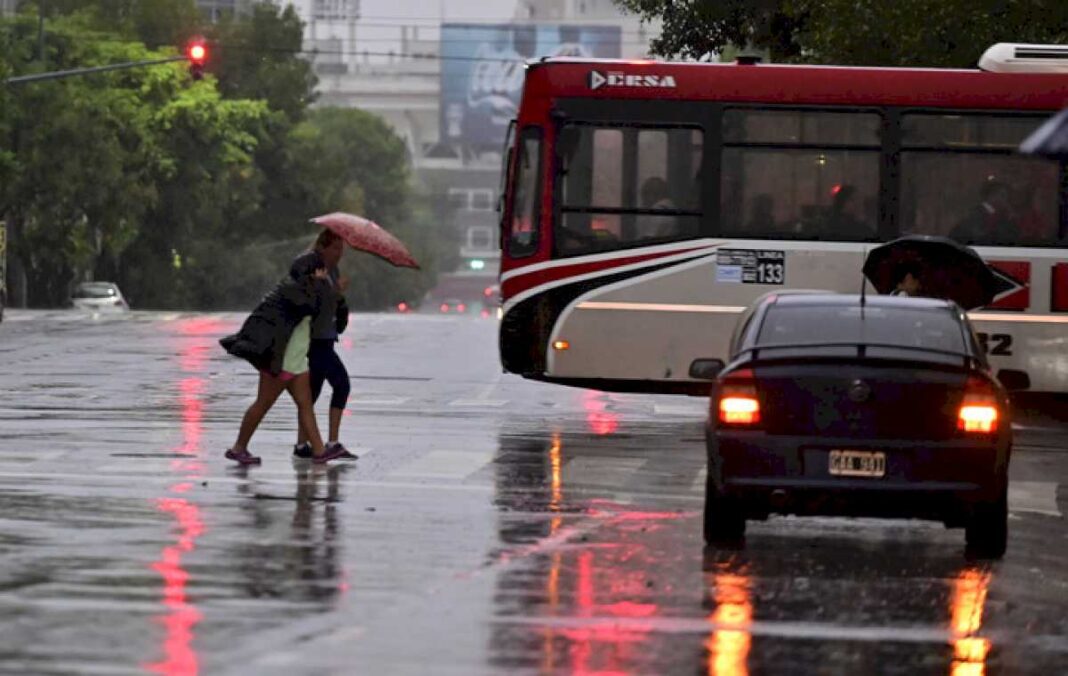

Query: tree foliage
616 0 1068 66
1 1 436 310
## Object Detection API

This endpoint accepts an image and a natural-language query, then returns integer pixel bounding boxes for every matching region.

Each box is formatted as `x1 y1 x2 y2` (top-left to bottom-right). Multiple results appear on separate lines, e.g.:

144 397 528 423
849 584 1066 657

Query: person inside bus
822 184 874 240
949 180 1014 244
636 177 678 240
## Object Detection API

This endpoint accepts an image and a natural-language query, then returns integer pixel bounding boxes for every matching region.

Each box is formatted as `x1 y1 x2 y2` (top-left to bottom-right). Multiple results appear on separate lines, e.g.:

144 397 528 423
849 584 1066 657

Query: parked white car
71 282 129 312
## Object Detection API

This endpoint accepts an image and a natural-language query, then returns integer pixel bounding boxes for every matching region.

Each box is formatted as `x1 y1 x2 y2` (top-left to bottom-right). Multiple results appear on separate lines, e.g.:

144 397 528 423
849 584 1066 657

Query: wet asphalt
0 309 1066 675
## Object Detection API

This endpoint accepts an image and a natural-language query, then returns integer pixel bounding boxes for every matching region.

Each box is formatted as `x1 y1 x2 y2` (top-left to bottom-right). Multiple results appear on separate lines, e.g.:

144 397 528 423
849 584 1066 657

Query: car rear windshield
757 305 966 353
73 285 117 299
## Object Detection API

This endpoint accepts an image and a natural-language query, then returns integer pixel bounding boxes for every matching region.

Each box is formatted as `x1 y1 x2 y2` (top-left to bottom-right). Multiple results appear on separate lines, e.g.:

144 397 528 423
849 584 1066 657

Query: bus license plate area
829 450 886 478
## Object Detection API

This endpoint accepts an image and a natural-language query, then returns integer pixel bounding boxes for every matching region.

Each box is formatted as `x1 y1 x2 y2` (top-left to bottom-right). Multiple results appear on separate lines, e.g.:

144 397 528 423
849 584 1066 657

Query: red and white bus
497 44 1068 394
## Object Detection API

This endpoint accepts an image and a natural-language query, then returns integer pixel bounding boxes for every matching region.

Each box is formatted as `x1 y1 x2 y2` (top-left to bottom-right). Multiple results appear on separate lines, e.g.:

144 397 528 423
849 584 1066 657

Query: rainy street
1 310 1067 675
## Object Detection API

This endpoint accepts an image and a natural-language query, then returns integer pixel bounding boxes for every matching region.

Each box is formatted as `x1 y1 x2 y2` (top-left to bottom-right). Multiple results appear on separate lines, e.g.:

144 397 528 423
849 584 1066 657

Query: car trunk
754 360 969 440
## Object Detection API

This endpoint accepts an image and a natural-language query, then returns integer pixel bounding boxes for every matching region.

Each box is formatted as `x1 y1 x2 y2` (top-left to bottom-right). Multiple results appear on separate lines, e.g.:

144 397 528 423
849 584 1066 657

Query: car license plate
829 450 886 478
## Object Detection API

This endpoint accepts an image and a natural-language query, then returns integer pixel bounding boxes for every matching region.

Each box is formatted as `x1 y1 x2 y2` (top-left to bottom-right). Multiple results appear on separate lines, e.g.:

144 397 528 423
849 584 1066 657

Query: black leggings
309 340 350 410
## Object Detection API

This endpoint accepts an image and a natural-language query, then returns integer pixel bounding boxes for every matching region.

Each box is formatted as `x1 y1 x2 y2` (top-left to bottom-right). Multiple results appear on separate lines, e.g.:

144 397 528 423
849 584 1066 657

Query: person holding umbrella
863 235 998 310
219 251 349 466
293 229 356 460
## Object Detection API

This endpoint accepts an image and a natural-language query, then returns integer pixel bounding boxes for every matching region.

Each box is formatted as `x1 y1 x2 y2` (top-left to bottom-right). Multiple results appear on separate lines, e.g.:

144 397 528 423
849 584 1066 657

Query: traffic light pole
4 56 186 86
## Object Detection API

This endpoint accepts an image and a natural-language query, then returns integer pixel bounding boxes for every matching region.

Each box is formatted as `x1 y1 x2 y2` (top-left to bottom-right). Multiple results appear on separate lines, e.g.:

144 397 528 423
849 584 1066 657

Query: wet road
0 309 1066 675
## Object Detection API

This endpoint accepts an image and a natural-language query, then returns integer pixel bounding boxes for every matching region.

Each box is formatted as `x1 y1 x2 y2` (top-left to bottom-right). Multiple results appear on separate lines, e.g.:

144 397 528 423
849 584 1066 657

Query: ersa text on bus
588 70 678 91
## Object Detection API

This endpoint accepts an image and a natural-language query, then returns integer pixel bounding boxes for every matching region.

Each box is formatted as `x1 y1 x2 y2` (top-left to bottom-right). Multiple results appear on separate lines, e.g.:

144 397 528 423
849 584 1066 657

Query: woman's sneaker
326 441 357 460
292 442 313 459
312 443 356 464
225 448 262 466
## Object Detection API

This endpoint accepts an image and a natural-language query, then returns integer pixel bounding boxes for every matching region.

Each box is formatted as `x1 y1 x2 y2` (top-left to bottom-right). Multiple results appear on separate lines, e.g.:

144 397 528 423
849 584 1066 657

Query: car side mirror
997 369 1030 391
689 358 725 380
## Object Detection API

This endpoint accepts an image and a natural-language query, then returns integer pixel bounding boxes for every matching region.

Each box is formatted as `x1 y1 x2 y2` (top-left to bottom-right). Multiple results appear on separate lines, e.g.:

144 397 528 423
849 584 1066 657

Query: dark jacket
219 252 330 376
310 265 349 341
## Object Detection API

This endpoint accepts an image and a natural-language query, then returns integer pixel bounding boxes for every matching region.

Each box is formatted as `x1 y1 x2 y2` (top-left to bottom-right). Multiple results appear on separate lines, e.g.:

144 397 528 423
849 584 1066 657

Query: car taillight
440 303 449 313
457 303 466 313
717 368 761 426
958 376 999 434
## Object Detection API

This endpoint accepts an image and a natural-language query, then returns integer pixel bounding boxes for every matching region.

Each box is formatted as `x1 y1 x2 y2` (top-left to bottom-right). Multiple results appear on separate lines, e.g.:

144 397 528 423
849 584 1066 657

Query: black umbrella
862 235 999 310
1019 107 1068 160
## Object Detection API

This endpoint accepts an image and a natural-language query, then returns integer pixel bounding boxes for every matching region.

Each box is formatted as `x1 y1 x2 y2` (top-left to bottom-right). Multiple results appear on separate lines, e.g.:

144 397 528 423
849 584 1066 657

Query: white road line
563 457 648 486
653 403 708 417
448 399 509 407
493 615 987 645
1008 481 1061 517
349 396 409 406
388 449 497 480
691 466 707 493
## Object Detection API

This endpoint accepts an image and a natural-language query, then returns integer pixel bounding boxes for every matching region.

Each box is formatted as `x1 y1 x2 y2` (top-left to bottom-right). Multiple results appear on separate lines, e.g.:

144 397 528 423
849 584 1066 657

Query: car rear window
74 285 117 299
757 305 965 353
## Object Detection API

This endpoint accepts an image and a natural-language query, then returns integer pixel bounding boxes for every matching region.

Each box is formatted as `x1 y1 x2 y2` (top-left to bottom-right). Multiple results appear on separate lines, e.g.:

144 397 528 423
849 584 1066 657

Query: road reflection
232 463 350 604
950 567 992 676
145 321 211 676
490 426 1001 675
704 565 753 676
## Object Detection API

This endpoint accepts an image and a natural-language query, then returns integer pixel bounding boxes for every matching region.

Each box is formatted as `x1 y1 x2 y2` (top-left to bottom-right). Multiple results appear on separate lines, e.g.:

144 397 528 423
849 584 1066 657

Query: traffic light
186 38 207 80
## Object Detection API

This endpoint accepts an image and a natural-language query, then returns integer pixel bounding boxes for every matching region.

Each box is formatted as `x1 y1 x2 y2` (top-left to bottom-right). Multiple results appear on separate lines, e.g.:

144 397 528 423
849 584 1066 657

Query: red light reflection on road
145 334 209 675
949 568 992 676
583 391 619 435
145 498 204 676
705 572 752 676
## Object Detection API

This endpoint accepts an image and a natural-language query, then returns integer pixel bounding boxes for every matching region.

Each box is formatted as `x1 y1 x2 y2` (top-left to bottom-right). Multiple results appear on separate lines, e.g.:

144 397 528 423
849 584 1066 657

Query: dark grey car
693 293 1023 558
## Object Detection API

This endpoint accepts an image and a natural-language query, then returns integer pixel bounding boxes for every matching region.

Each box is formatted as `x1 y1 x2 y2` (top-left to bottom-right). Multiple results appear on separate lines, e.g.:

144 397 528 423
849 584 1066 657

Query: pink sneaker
312 444 350 464
225 448 262 466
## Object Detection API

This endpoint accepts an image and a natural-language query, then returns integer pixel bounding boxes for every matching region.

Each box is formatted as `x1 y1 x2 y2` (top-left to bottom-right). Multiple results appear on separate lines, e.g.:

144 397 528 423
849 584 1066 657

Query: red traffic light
186 38 207 80
188 43 206 63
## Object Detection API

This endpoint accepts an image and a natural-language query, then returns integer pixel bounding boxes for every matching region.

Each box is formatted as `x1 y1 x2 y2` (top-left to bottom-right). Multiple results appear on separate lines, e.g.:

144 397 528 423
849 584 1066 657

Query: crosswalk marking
448 399 509 407
388 449 497 480
1008 481 1061 516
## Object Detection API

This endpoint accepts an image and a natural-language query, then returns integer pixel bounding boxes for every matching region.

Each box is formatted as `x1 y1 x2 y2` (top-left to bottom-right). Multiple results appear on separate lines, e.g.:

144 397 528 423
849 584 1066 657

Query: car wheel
703 473 746 545
965 485 1008 559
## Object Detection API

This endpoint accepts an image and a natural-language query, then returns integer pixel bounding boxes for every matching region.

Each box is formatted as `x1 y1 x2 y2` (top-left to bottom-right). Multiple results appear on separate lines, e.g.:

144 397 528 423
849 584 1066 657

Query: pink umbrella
311 212 420 269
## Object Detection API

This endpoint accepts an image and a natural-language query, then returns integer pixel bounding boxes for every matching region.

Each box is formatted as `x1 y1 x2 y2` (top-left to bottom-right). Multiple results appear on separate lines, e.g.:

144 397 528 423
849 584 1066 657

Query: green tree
286 107 437 310
1 14 162 305
209 2 316 123
615 0 1068 66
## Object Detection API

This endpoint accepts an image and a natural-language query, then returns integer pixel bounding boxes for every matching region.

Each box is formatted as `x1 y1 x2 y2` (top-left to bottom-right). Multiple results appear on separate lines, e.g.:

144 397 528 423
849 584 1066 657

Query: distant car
693 293 1024 558
438 298 468 314
71 282 129 312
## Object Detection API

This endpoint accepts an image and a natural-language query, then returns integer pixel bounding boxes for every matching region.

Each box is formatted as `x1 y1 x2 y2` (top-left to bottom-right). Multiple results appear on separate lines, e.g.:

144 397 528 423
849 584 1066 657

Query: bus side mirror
689 358 725 380
997 369 1030 391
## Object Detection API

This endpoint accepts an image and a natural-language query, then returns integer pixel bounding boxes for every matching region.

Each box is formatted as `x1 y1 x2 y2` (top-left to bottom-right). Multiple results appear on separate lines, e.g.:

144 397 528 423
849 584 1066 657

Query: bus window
557 124 703 256
508 128 542 258
724 109 880 146
720 109 881 242
899 114 1059 246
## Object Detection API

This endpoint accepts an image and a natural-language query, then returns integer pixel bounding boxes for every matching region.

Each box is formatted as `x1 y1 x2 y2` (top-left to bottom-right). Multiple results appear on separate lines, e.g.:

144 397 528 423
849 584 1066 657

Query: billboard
440 23 622 150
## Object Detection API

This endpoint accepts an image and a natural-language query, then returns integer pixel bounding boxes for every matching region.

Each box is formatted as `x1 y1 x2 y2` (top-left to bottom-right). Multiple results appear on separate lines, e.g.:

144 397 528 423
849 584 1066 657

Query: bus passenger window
720 148 878 241
899 114 1058 247
557 124 703 256
720 109 881 242
508 128 542 257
